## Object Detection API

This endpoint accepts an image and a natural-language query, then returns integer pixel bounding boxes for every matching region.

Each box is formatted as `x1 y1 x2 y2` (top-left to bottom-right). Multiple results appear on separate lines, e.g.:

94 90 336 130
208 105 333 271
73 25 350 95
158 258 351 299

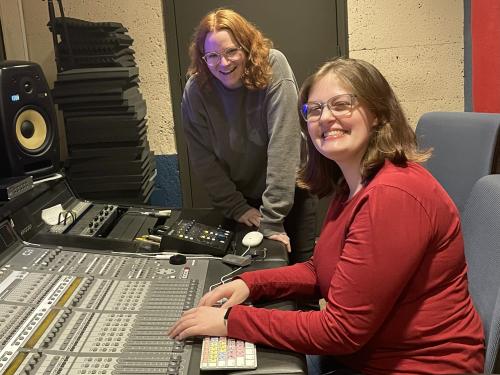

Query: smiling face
204 29 246 89
306 73 377 172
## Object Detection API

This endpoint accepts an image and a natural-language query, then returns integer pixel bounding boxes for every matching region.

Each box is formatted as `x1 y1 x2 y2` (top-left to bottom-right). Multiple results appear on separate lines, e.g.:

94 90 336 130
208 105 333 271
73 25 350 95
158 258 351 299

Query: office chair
461 174 500 373
415 112 500 212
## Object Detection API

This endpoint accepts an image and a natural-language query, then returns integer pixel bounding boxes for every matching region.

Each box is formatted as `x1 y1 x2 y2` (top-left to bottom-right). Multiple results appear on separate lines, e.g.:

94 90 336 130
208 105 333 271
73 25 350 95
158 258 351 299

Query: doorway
163 0 347 231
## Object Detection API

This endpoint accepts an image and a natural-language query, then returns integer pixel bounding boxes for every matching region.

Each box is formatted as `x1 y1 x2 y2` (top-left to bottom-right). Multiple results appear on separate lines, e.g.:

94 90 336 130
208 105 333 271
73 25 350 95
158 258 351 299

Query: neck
338 161 364 200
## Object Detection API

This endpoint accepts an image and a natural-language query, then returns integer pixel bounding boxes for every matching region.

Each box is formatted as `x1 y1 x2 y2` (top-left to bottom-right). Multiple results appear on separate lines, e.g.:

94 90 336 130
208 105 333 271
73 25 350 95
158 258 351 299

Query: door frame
162 0 348 208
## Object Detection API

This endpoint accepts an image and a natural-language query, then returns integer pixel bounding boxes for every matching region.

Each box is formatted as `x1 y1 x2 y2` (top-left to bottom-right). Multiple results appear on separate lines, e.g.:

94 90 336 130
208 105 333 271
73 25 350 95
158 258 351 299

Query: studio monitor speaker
0 60 60 179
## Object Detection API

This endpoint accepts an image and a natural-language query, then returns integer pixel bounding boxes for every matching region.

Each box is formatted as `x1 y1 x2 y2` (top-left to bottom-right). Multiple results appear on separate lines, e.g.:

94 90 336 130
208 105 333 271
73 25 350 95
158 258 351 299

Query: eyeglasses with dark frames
202 46 243 67
301 93 358 122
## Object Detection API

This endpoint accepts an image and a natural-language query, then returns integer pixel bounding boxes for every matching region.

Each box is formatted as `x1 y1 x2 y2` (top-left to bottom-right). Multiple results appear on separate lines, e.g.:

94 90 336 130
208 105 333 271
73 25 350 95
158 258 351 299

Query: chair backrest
416 112 500 212
462 174 500 373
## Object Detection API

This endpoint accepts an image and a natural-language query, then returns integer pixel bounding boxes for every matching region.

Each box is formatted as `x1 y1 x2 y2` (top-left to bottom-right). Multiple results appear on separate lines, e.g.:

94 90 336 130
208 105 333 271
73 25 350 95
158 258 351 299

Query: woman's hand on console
237 208 262 227
198 279 250 309
268 232 291 253
168 306 227 340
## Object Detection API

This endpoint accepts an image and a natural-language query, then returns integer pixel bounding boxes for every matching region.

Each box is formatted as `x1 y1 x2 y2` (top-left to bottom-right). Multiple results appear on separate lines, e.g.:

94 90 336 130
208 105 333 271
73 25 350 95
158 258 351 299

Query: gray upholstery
416 112 500 212
462 174 500 373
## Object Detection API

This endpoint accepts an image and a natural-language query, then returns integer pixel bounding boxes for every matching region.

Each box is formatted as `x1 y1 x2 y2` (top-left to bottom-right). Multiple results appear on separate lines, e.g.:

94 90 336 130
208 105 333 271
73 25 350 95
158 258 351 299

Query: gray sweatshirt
181 49 302 236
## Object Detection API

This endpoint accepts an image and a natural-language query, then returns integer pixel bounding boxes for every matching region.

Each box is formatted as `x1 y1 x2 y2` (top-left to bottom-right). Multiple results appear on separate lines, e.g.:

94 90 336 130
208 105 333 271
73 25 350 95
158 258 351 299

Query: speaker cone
15 108 49 153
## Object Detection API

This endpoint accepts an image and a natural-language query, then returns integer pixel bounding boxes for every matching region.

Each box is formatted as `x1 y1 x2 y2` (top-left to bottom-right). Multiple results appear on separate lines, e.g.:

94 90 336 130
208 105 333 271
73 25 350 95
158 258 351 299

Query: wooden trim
0 0 29 59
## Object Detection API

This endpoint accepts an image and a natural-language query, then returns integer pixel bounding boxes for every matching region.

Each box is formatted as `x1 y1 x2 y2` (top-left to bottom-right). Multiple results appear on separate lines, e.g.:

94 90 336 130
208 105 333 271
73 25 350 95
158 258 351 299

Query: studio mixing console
0 220 208 375
0 178 306 374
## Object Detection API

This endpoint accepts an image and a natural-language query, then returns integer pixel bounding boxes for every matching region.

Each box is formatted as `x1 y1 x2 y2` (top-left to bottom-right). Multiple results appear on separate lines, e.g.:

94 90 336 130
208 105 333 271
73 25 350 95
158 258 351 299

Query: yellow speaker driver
15 108 48 152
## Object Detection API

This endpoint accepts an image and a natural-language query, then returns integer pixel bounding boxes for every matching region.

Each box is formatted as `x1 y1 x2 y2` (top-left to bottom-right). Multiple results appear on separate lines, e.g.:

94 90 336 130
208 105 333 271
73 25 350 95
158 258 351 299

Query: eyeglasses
300 93 357 122
202 46 243 67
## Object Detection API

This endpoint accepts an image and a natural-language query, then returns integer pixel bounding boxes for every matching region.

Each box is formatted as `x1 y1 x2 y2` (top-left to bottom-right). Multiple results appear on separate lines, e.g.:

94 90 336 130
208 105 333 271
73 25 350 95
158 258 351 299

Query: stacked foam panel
49 17 156 204
48 17 135 71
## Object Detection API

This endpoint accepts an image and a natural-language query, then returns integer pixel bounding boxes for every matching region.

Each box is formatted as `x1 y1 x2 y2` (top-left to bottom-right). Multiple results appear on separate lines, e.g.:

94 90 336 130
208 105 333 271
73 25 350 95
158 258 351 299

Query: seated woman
169 57 485 375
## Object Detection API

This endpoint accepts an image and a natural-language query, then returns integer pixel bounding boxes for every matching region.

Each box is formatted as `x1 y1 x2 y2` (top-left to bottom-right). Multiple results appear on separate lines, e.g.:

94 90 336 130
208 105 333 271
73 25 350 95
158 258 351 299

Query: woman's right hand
237 208 262 227
198 279 250 309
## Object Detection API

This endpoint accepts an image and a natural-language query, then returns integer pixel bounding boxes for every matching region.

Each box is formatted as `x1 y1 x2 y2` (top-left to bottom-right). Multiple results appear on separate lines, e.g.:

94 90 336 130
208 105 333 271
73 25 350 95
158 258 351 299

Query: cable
134 237 161 248
144 234 162 242
111 250 223 261
209 266 243 291
207 245 253 289
21 240 42 247
241 245 251 256
155 253 222 260
127 210 172 218
33 173 64 184
118 243 246 291
149 225 170 235
57 210 76 225
221 267 243 283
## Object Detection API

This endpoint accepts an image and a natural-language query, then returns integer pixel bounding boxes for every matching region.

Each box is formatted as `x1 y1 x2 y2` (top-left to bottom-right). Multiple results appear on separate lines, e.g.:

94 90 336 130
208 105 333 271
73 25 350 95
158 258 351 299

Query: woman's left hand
237 208 262 227
268 232 291 253
168 306 227 340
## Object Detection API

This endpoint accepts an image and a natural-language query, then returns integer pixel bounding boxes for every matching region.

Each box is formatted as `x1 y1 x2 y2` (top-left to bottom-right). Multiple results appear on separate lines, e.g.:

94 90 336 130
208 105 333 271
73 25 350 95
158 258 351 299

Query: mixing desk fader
0 221 208 375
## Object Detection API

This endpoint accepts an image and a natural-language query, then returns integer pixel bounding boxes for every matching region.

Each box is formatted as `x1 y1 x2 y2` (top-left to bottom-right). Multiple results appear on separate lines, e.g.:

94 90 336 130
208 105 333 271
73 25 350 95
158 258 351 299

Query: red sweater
229 161 484 375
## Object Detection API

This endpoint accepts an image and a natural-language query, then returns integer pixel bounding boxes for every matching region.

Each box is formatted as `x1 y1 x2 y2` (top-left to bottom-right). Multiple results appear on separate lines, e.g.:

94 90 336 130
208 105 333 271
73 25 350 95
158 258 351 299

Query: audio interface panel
0 220 209 375
43 197 176 242
49 201 119 237
160 219 233 256
2 178 175 254
32 200 175 253
69 203 118 237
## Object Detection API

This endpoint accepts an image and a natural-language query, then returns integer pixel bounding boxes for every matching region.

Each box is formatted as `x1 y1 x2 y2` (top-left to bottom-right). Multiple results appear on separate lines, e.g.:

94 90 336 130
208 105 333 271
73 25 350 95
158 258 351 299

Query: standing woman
170 58 485 374
181 8 317 263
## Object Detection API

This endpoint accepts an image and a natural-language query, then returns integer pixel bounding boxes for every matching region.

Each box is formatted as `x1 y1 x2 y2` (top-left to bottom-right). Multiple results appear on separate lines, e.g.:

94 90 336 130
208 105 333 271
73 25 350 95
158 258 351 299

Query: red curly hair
187 8 273 90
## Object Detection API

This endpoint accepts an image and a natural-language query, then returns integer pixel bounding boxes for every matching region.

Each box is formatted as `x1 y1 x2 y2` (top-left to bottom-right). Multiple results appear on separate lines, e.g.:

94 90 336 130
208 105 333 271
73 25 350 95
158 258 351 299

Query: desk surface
183 259 306 375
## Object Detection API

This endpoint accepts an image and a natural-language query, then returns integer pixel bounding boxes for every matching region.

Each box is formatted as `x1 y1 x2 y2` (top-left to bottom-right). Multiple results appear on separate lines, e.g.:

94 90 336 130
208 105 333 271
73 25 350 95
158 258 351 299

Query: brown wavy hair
187 8 273 90
298 58 431 198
